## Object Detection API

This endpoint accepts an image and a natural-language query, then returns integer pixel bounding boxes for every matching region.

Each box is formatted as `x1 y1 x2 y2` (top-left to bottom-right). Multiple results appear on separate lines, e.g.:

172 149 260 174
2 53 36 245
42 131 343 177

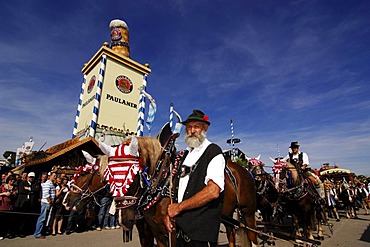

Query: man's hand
168 203 182 218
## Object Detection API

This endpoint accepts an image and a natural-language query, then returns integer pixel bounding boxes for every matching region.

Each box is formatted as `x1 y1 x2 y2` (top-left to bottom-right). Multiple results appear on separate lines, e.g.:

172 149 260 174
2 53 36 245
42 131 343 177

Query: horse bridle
72 166 108 207
114 172 146 210
136 133 180 212
272 161 313 202
250 163 278 207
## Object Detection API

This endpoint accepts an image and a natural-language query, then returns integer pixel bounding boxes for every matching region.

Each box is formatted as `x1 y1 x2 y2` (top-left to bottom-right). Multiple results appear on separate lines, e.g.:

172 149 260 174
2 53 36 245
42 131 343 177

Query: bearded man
167 109 225 247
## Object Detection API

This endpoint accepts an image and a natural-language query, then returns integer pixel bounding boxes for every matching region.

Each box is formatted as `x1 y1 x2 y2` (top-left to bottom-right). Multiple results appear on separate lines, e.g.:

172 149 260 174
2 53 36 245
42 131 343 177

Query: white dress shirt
286 151 310 165
178 138 225 202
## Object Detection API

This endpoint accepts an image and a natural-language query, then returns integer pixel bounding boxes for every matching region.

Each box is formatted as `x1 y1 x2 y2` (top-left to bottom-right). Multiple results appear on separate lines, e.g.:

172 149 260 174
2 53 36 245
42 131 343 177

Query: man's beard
184 130 207 148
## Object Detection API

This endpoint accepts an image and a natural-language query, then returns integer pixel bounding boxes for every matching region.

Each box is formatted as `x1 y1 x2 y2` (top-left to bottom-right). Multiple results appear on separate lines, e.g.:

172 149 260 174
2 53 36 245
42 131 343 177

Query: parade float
319 163 355 182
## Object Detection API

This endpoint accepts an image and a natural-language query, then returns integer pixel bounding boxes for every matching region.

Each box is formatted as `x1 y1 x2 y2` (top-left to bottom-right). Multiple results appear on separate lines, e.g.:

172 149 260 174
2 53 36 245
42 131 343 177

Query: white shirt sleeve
205 153 225 192
302 152 309 165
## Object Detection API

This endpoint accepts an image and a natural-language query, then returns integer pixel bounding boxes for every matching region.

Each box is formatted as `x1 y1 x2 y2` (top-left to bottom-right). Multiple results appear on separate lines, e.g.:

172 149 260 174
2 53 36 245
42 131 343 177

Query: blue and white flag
169 103 183 134
172 109 183 134
15 147 26 167
15 138 34 166
142 90 157 132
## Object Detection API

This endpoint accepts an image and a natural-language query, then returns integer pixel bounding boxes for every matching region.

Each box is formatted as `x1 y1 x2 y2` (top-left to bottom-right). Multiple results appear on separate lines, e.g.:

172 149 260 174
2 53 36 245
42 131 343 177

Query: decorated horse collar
71 161 101 183
108 142 142 165
249 158 263 166
104 142 143 197
272 159 287 173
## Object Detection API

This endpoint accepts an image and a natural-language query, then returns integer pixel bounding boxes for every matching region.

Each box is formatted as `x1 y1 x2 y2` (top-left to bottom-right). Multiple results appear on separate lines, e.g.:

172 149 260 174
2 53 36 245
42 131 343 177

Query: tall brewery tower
72 19 151 145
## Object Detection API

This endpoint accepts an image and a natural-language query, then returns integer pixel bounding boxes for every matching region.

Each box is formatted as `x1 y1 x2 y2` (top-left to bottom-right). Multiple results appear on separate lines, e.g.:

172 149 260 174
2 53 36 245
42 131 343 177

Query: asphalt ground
1 209 369 247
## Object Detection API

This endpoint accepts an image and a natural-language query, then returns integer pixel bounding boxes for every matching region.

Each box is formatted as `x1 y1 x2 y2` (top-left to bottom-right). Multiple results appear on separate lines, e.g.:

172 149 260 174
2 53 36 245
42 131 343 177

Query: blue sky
1 0 369 175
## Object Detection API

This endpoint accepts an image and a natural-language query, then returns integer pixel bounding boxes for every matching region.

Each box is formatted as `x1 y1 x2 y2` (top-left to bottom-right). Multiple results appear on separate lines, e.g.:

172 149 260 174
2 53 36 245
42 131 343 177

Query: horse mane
88 137 162 181
284 161 300 185
137 136 162 174
97 155 109 180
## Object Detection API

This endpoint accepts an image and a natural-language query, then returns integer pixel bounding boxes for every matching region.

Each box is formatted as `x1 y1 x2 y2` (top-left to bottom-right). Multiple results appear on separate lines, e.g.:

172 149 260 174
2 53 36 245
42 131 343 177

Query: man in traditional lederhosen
286 141 324 203
167 109 225 247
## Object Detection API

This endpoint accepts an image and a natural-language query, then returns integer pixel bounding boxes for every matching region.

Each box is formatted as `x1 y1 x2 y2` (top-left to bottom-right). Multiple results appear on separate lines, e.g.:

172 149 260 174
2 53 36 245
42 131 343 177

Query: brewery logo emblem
87 75 96 94
116 75 133 94
111 28 122 41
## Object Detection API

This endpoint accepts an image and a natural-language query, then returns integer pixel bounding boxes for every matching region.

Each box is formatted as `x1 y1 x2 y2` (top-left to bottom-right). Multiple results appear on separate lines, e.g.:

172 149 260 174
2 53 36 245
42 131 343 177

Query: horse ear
82 150 96 164
256 154 261 160
127 136 139 156
269 157 276 163
245 155 251 161
282 156 289 162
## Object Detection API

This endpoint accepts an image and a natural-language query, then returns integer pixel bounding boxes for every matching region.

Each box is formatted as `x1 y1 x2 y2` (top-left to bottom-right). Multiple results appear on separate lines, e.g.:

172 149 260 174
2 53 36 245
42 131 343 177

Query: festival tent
320 168 352 176
11 137 104 177
319 167 355 182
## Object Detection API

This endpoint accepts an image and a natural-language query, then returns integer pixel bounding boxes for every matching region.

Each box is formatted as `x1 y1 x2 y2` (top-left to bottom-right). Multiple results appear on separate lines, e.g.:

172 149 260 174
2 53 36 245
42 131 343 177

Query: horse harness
136 133 181 212
72 164 109 207
225 165 239 205
250 163 278 208
72 155 142 209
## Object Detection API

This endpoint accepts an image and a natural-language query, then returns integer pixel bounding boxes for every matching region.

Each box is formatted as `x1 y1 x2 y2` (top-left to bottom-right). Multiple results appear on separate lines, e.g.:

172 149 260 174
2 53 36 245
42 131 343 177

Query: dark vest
174 143 225 242
289 152 303 168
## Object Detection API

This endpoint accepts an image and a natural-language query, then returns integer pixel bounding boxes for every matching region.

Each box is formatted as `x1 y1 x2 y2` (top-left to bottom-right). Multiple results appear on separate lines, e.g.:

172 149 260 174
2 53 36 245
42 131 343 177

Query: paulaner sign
106 93 137 109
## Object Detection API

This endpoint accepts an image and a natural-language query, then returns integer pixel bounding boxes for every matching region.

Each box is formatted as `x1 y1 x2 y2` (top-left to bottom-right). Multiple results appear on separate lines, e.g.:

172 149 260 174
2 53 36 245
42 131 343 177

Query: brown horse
67 135 258 247
65 137 162 210
270 157 327 241
64 136 162 247
133 160 258 247
121 135 258 247
247 155 279 223
222 159 258 247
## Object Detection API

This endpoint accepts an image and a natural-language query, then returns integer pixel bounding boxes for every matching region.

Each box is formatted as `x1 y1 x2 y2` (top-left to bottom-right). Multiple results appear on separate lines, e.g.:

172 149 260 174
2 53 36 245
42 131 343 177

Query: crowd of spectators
2 170 369 241
0 170 120 240
324 178 370 221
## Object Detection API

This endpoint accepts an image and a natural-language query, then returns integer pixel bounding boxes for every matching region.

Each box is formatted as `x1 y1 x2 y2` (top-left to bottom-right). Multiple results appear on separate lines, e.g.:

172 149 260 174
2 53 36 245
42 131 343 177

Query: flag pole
231 119 234 160
169 103 174 132
137 75 147 137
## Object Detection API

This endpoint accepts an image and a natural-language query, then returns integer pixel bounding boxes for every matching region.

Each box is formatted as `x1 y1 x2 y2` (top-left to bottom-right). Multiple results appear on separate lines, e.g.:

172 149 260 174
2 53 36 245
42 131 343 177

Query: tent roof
320 168 352 176
12 137 103 173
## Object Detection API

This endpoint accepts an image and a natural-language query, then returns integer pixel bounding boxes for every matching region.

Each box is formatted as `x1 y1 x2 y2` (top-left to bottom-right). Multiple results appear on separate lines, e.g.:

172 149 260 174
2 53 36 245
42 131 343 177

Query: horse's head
65 151 108 211
108 136 162 236
247 155 265 177
270 156 301 192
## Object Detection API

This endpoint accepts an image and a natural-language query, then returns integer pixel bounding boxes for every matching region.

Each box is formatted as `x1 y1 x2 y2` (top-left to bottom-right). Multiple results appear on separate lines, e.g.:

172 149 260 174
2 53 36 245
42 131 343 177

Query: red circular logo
116 75 133 94
87 76 96 94
111 28 122 41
